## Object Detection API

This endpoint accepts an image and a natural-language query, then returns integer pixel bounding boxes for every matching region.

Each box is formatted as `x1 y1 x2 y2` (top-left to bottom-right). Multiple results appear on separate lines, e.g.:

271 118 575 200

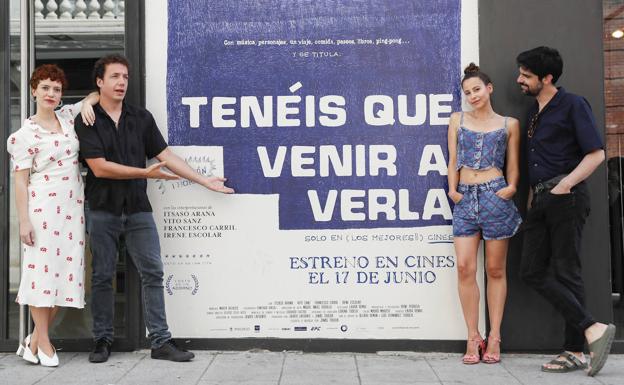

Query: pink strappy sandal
462 337 486 365
482 336 501 364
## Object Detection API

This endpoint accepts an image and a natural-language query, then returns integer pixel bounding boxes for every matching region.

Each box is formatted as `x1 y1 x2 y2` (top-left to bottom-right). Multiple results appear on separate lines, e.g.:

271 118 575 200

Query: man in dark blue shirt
76 54 234 363
516 46 614 376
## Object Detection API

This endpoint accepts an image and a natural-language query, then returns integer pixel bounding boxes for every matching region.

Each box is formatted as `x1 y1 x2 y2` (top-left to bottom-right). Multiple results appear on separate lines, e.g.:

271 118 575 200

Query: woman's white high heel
15 338 24 356
16 334 39 364
37 346 59 367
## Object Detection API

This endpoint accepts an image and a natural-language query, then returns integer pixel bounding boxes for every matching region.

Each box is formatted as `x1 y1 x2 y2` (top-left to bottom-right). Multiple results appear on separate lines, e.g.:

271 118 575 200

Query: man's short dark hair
92 54 130 88
516 46 563 84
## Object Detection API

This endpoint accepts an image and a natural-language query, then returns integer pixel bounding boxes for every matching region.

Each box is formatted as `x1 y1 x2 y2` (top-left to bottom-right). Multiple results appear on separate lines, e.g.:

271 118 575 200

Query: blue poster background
167 0 461 230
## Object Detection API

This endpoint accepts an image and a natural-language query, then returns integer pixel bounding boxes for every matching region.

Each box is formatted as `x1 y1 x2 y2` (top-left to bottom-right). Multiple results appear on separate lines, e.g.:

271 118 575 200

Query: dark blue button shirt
527 87 603 186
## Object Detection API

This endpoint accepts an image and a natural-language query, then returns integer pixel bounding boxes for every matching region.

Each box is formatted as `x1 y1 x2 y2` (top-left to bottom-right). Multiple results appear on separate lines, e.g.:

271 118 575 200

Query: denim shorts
452 177 522 240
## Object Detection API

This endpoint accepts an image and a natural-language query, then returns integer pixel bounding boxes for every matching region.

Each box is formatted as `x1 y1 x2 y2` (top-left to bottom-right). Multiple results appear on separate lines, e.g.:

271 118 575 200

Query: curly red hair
30 64 68 91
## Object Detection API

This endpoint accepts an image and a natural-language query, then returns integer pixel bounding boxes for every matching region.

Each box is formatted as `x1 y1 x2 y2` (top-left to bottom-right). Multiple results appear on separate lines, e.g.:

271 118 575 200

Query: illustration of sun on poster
145 0 483 339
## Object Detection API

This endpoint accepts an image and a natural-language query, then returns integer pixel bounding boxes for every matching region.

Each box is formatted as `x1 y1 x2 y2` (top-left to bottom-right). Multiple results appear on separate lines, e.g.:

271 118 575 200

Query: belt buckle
534 183 545 194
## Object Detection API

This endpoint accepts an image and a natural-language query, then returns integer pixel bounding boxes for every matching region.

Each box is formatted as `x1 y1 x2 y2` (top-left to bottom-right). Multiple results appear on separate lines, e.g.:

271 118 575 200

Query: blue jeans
88 210 171 348
520 182 595 352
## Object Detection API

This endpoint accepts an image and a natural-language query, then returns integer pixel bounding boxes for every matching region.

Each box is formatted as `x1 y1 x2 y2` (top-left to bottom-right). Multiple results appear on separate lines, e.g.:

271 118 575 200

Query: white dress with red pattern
7 103 86 308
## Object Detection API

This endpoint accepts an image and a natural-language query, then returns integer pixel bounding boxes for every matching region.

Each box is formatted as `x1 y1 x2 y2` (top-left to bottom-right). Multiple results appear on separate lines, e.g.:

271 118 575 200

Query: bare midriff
458 167 503 185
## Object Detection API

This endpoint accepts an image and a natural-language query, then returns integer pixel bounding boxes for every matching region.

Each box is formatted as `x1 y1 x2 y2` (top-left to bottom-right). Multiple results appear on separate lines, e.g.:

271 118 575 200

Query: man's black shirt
75 102 168 215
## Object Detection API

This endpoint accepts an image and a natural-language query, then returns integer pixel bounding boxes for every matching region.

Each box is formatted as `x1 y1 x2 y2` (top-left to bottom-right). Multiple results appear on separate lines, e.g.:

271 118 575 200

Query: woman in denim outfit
447 63 522 364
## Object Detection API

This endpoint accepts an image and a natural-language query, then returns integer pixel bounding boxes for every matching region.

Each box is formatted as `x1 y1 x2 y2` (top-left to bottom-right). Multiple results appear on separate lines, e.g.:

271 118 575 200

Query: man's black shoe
89 339 111 363
151 340 195 362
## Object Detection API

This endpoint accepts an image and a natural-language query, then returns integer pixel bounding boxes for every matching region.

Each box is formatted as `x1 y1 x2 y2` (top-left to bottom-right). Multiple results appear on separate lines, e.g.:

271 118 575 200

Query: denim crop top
456 112 508 171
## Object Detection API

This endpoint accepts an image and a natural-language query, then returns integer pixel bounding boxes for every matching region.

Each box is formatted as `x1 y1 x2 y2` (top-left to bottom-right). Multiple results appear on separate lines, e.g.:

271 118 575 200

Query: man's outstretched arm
84 158 179 181
156 147 235 194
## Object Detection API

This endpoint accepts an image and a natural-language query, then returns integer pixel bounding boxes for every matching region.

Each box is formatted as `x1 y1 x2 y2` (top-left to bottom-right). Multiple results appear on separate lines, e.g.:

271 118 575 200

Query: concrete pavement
1 350 623 385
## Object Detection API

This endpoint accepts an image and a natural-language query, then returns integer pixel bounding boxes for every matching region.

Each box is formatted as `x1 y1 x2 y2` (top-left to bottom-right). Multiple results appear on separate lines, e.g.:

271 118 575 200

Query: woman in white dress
8 64 98 367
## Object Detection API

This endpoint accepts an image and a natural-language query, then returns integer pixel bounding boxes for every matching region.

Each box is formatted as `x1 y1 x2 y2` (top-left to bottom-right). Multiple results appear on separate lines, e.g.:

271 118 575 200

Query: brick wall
605 1 624 159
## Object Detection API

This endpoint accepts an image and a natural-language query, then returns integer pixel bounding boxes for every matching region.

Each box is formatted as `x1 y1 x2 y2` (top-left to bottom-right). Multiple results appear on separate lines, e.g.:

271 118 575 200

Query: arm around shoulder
79 91 100 126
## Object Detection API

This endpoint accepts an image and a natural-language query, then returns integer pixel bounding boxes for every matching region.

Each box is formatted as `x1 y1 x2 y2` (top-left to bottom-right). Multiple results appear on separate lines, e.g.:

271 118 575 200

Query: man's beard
520 83 542 97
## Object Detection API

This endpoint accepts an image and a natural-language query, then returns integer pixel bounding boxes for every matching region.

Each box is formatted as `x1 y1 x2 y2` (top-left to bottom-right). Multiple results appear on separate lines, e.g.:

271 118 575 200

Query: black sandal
541 351 587 373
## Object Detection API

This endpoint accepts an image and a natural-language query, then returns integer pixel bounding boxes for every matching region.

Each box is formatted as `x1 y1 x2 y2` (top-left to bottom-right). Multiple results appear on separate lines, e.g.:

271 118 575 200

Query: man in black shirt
75 54 234 363
516 46 614 376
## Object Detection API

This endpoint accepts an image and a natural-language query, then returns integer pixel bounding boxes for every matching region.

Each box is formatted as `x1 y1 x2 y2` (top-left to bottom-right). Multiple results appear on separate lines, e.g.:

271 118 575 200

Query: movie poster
146 0 483 339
